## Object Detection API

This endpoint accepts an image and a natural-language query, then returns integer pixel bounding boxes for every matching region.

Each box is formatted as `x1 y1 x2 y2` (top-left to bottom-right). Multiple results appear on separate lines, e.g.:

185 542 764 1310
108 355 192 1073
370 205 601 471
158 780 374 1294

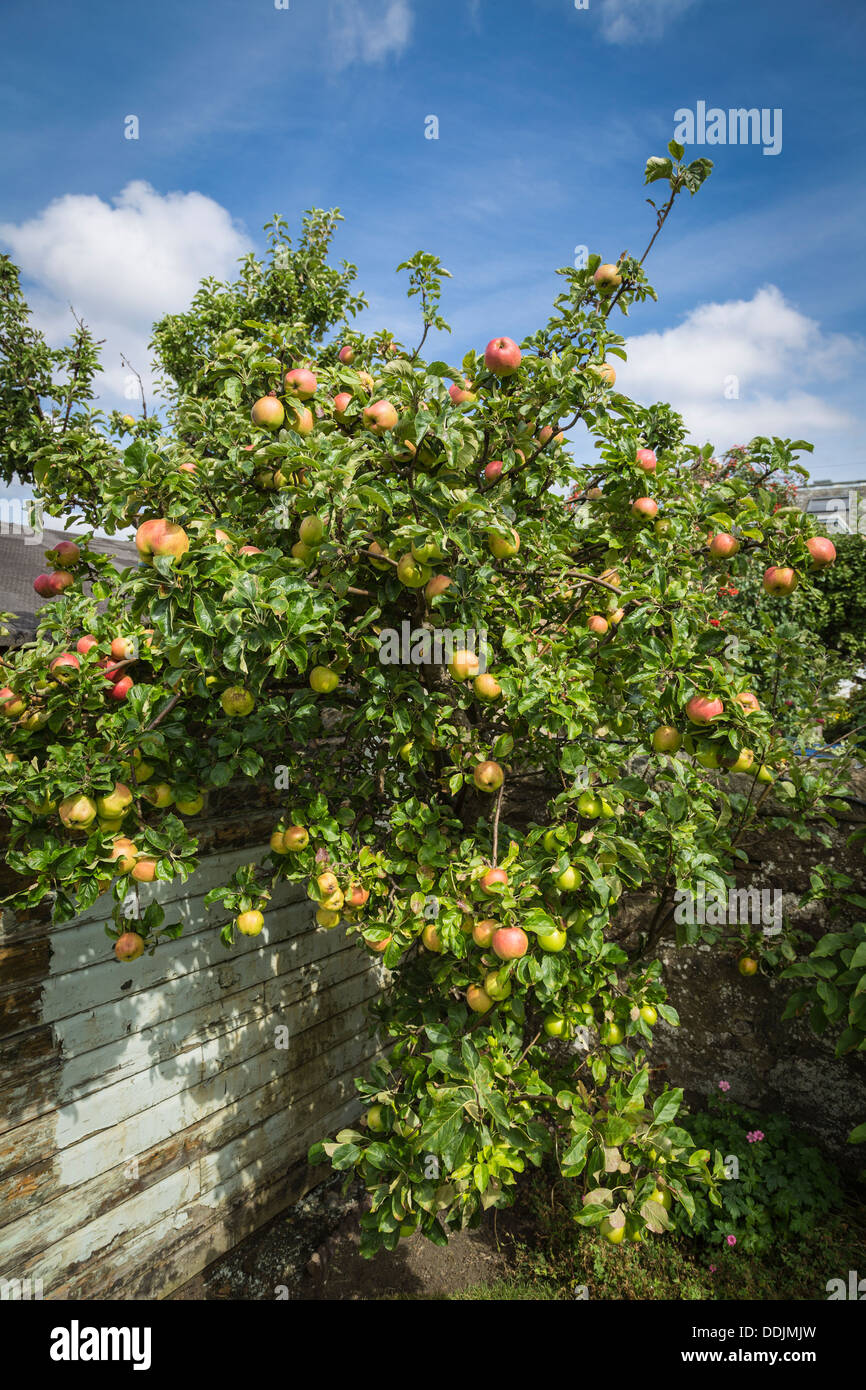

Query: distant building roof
0 528 138 646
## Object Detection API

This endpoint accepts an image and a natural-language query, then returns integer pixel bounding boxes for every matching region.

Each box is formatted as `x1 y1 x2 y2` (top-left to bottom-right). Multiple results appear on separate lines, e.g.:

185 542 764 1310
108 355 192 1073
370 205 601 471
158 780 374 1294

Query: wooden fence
0 843 381 1299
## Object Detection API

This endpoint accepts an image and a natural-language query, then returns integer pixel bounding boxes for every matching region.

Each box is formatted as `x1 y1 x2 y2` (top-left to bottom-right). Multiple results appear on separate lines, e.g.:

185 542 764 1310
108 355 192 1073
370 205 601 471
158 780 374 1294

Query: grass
449 1278 564 1301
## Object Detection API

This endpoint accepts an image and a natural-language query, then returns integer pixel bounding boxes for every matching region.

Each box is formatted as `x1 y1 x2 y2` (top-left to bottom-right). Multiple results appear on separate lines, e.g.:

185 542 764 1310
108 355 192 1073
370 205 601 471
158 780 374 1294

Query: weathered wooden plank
10 1062 381 1298
0 836 388 1298
0 1034 383 1262
0 982 42 1042
54 1091 368 1301
0 987 379 1232
0 933 375 1136
0 937 51 993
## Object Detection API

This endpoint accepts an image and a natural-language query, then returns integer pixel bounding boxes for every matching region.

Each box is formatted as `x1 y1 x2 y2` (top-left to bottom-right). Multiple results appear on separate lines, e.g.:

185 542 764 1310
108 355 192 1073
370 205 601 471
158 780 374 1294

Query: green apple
600 1217 625 1244
484 970 512 1001
309 666 340 694
396 553 432 588
537 927 567 952
543 1014 567 1037
555 864 581 891
577 791 602 818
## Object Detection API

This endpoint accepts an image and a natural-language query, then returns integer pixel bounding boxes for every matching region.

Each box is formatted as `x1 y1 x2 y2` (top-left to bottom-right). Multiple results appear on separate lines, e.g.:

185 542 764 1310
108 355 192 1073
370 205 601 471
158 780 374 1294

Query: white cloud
327 0 413 70
0 182 251 405
619 285 864 461
600 0 702 44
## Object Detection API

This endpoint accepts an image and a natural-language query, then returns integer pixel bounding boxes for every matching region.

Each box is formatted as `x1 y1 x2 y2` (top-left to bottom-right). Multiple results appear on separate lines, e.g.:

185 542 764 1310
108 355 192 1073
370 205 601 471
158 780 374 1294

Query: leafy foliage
669 1095 843 1255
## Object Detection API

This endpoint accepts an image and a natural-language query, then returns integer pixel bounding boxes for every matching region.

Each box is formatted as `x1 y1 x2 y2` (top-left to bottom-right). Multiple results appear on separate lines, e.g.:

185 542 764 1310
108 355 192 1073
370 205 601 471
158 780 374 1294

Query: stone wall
611 796 866 1174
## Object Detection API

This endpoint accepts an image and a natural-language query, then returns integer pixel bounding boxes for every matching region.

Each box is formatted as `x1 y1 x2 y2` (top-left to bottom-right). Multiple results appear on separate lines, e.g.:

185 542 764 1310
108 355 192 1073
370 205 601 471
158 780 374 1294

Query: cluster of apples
415 860 557 1014
32 539 83 599
249 358 399 447
0 628 144 728
650 691 777 779
706 528 836 595
49 762 203 838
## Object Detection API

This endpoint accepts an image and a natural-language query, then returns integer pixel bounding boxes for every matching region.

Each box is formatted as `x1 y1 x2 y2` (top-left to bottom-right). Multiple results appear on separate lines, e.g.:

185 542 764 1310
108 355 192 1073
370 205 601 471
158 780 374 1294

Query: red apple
0 688 26 718
635 448 657 472
334 391 353 420
631 497 658 519
135 519 190 564
484 337 521 376
537 425 564 446
48 571 75 595
484 459 504 484
33 574 55 598
290 405 314 436
479 867 508 895
50 653 80 681
284 368 317 399
338 345 355 365
472 918 499 947
588 614 609 636
806 536 836 569
763 566 798 597
491 926 528 960
110 676 134 701
425 574 452 600
686 696 724 724
734 691 760 714
708 533 740 559
449 378 477 405
76 635 99 656
250 395 285 431
47 540 81 569
114 931 145 962
363 400 399 434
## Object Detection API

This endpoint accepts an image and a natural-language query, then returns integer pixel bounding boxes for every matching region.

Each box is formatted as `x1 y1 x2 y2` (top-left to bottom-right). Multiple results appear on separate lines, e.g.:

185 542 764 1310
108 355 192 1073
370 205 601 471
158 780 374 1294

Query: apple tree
0 146 858 1254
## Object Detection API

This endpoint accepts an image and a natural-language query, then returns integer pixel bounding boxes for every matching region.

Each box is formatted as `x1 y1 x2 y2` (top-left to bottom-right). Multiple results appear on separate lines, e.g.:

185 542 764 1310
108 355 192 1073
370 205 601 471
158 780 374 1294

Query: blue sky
2 0 865 500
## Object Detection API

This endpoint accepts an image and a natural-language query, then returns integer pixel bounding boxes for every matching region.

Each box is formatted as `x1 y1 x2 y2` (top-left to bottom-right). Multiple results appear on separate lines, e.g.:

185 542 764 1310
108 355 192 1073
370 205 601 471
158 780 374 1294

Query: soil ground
173 1177 511 1300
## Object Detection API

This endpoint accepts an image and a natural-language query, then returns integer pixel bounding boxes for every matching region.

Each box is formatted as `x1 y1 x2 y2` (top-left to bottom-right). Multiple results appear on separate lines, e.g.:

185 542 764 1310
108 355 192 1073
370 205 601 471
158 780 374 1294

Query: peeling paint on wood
0 840 383 1299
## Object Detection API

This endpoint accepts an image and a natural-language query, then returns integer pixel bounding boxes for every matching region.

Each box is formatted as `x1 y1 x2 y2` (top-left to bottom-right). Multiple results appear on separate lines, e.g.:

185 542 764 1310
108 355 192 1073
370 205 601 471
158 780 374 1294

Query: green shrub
669 1093 843 1255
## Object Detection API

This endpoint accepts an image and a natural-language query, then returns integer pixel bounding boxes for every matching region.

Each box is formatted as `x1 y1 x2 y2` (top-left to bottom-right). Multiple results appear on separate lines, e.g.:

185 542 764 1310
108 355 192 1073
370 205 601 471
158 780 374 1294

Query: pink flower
726 1234 737 1247
709 1264 717 1273
746 1130 765 1144
718 1080 731 1092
